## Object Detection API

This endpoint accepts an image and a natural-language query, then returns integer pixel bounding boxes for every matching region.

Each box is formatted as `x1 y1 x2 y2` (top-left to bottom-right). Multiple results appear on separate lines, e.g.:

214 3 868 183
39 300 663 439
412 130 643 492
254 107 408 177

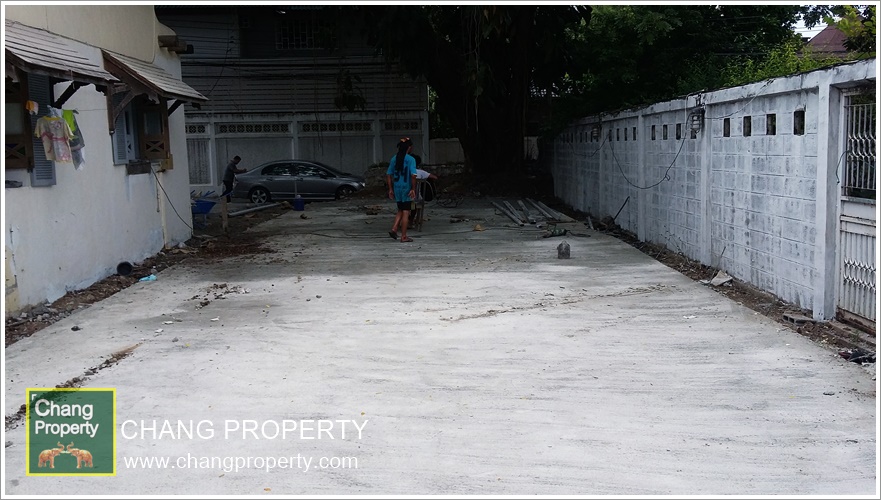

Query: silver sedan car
231 160 366 204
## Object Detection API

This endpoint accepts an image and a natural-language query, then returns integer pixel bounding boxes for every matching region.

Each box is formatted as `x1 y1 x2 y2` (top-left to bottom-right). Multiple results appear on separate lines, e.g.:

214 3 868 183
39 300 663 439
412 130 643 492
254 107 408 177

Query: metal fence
842 90 876 200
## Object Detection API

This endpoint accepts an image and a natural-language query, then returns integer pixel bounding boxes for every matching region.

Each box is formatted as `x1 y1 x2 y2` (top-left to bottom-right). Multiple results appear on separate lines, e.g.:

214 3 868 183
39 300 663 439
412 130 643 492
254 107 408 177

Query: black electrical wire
150 167 194 232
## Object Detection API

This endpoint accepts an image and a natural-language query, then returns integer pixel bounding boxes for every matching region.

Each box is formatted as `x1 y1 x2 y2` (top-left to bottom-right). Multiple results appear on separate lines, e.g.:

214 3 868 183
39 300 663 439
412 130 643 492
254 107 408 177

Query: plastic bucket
293 196 305 211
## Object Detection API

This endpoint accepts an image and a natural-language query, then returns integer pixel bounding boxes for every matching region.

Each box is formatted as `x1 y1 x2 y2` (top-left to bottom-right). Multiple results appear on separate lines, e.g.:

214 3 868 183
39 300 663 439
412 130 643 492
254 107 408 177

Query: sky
794 18 828 40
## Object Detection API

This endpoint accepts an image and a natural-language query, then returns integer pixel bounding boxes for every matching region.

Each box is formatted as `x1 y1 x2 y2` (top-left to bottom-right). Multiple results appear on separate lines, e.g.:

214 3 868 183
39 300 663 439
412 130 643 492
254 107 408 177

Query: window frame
110 91 171 167
4 74 33 170
4 72 56 186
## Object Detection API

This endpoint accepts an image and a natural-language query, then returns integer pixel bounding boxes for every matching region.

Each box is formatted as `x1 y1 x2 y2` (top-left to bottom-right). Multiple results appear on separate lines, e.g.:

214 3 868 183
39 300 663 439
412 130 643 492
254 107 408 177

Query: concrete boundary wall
548 59 876 319
184 111 430 187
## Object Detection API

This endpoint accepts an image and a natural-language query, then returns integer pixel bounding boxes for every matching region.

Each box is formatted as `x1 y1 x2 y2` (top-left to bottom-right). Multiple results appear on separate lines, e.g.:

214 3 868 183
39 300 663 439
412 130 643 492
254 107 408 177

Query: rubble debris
542 227 569 238
838 349 875 364
783 312 813 326
706 270 733 286
595 216 619 231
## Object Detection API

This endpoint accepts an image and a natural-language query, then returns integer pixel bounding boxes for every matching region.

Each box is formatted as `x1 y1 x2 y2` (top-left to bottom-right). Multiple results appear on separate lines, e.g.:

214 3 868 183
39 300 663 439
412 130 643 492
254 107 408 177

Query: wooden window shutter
28 74 56 187
111 92 130 164
138 98 170 161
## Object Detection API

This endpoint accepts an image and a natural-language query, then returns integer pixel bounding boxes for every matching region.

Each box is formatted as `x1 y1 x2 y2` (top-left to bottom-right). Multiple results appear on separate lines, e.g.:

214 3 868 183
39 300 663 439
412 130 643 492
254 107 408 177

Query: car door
261 162 298 199
293 162 334 199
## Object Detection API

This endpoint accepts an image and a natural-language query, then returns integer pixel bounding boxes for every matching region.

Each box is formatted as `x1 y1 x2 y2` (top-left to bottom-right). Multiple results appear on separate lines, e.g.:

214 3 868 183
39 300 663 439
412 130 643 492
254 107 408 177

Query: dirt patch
5 343 140 430
4 204 289 347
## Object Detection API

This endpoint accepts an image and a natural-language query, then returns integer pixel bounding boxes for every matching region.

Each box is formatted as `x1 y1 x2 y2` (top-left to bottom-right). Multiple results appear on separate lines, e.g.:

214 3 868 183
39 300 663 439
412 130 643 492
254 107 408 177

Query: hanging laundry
71 148 86 170
25 100 39 115
34 114 73 163
63 109 86 170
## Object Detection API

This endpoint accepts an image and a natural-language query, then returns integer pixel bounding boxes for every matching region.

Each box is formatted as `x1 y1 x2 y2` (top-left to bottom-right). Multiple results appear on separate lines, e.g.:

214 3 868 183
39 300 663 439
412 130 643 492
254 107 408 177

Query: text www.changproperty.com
124 453 358 473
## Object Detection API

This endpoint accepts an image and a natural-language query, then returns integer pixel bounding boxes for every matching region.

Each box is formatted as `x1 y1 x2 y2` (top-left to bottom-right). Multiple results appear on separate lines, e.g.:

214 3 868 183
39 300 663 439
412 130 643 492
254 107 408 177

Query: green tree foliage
828 5 876 53
342 5 591 178
554 5 806 118
543 5 879 138
336 5 871 177
719 41 844 87
428 88 456 139
334 69 367 112
716 5 874 91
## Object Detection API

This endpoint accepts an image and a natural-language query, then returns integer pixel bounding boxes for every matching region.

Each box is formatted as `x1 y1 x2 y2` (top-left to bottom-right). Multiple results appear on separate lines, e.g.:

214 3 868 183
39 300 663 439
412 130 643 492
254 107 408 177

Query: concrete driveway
3 196 877 496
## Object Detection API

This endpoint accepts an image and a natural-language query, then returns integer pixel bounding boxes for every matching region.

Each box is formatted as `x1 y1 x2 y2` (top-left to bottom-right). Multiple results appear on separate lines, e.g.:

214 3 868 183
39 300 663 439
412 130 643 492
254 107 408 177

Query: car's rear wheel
249 187 271 204
336 185 356 200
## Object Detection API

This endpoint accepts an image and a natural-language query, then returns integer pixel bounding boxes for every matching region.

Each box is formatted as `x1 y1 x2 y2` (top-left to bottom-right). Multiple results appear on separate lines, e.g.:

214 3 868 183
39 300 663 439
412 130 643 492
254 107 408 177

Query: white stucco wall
185 110 430 189
4 8 192 315
549 59 876 320
5 4 158 62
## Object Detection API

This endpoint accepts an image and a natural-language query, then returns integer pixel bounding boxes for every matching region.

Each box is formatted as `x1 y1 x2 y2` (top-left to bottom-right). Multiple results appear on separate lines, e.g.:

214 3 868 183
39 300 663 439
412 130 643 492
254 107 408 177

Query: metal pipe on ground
491 202 525 226
525 198 559 221
503 201 526 224
535 200 576 223
517 200 536 224
229 203 282 217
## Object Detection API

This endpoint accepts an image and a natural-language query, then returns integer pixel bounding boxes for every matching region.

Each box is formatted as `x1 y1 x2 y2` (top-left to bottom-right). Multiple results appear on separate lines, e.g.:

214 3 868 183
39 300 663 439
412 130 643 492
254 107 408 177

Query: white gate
838 88 876 330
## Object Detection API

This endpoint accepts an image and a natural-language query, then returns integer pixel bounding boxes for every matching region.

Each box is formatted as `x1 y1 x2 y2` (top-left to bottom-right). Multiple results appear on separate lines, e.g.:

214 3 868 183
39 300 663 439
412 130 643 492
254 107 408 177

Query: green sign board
26 388 116 476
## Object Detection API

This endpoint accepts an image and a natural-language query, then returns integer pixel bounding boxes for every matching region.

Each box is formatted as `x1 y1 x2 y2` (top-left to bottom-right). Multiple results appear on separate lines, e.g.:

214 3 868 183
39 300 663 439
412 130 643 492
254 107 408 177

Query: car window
314 162 345 176
262 163 294 176
295 163 330 178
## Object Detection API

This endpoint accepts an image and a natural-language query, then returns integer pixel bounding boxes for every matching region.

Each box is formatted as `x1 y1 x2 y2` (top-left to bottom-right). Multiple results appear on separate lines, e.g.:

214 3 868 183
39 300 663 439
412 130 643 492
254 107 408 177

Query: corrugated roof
4 20 118 85
102 50 207 103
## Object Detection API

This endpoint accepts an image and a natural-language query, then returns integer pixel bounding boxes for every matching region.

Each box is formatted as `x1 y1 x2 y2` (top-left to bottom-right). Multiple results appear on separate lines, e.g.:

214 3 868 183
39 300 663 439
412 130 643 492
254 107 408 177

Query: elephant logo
66 442 94 468
26 387 115 476
37 442 65 468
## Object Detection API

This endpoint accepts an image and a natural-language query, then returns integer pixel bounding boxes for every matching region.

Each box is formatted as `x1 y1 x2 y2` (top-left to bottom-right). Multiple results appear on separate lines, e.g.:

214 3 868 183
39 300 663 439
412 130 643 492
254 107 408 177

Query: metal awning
102 50 207 105
4 20 118 87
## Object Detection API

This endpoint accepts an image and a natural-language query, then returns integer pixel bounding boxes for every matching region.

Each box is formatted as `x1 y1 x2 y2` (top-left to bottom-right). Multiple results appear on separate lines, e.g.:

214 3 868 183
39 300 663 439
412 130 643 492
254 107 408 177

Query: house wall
158 10 428 115
4 8 192 316
547 59 876 320
4 5 158 62
156 8 431 191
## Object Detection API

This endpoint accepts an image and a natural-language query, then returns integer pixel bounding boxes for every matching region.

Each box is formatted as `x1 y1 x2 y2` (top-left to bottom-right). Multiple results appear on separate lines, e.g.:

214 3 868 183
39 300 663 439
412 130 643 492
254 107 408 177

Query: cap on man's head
233 155 241 161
